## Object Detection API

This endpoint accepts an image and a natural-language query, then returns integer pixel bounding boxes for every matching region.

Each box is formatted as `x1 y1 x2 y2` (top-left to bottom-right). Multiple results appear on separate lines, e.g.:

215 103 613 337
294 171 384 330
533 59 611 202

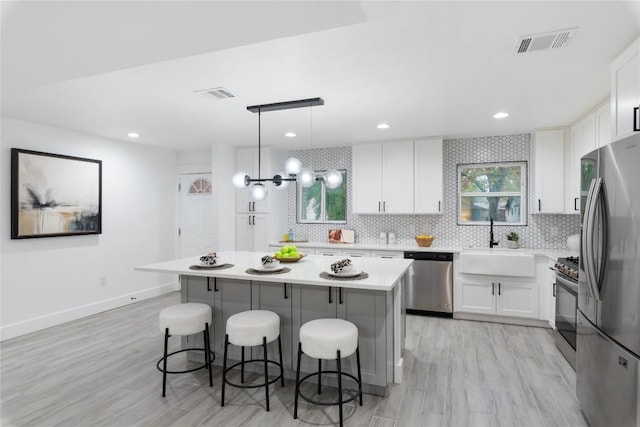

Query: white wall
1 117 178 340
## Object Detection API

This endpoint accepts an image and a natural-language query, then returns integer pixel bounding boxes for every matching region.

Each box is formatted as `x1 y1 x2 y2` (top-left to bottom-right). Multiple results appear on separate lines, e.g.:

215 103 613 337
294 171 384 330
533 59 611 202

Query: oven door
555 273 579 351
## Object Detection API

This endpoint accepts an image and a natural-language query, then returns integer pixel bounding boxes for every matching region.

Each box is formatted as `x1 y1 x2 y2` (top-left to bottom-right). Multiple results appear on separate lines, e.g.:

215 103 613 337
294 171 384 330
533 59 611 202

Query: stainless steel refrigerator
577 134 640 427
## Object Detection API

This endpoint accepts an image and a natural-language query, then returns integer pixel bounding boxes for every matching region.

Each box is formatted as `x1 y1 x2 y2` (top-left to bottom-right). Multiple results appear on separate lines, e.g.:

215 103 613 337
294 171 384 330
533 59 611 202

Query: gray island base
136 251 413 396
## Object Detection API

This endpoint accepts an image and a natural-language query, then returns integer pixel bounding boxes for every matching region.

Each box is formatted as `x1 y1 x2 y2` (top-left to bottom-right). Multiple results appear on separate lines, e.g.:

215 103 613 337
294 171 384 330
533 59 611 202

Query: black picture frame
11 148 102 239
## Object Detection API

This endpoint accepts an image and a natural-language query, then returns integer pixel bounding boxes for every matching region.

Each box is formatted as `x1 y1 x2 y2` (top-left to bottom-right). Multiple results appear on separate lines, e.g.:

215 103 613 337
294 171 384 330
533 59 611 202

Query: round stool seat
159 303 211 336
300 319 358 360
226 310 280 347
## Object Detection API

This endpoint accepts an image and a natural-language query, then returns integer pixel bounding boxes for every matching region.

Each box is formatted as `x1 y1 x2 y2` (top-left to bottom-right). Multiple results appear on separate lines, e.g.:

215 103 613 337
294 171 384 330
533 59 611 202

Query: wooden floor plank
1 292 588 426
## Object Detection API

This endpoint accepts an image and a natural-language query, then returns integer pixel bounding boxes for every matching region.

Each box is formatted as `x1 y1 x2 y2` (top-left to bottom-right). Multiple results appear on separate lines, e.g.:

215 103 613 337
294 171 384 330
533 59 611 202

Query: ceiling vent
194 87 235 100
515 27 577 54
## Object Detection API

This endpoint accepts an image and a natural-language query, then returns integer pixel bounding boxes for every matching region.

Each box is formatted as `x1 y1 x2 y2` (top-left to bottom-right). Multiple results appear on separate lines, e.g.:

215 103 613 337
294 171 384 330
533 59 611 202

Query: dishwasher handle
404 251 453 262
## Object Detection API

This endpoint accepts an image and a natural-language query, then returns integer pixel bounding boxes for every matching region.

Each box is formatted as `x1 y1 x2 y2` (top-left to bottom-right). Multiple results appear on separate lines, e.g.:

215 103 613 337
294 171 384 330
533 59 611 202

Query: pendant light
232 97 343 200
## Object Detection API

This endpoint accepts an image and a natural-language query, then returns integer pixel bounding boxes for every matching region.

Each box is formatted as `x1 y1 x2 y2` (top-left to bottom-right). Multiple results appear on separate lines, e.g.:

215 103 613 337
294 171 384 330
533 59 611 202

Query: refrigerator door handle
582 178 597 299
592 179 609 296
585 178 603 301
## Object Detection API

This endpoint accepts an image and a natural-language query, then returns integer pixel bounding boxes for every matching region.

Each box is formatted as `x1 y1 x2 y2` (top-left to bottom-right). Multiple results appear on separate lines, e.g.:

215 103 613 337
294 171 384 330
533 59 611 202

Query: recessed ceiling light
377 123 390 129
285 132 296 138
127 132 140 138
493 112 509 119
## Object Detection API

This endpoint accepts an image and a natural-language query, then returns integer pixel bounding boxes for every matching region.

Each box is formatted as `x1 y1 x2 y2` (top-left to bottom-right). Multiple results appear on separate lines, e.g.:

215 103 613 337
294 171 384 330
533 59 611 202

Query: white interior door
179 173 214 258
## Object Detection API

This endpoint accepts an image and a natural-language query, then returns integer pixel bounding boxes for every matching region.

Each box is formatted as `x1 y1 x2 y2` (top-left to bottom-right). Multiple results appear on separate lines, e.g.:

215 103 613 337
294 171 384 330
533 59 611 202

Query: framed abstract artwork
11 149 102 239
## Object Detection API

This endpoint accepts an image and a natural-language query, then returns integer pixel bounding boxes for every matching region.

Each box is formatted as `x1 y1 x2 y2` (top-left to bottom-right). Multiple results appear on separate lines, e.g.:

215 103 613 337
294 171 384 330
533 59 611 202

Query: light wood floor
1 292 587 427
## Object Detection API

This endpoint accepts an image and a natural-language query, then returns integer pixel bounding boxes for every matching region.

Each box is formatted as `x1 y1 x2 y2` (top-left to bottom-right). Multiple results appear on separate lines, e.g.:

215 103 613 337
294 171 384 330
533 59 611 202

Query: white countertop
270 241 577 260
135 251 413 292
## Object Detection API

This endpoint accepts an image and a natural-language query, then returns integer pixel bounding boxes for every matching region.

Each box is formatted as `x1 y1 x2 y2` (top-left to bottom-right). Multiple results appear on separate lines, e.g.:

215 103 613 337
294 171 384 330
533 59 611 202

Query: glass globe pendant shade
297 168 315 188
250 183 268 201
273 172 289 190
323 169 343 189
285 157 302 175
232 172 250 188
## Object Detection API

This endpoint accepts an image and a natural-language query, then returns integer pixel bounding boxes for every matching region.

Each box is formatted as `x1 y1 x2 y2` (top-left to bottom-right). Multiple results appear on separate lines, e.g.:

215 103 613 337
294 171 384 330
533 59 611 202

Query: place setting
319 258 369 281
245 255 291 275
189 252 234 270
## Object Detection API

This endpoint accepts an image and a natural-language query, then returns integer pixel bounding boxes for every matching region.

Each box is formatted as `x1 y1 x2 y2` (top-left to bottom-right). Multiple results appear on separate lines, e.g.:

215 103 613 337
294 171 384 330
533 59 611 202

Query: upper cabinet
352 141 414 213
595 103 611 148
565 100 609 214
414 137 443 214
533 129 566 214
610 37 640 142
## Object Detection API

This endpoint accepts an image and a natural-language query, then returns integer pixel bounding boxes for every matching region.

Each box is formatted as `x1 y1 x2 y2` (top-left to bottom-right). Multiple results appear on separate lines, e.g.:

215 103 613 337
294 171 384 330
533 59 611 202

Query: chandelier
232 97 343 201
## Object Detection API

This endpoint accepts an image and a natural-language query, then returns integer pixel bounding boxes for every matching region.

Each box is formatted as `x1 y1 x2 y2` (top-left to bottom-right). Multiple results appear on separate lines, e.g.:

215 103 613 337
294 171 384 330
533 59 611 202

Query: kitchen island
136 251 413 395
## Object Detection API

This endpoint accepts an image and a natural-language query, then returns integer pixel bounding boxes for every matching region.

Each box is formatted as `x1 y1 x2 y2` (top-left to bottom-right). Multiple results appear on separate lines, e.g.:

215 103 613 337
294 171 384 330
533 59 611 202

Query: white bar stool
221 310 284 411
157 303 214 397
294 318 363 427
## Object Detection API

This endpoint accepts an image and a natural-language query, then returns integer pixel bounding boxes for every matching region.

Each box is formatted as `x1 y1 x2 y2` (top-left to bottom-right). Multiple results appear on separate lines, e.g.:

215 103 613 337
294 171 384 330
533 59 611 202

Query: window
458 162 527 225
297 170 346 223
189 178 212 194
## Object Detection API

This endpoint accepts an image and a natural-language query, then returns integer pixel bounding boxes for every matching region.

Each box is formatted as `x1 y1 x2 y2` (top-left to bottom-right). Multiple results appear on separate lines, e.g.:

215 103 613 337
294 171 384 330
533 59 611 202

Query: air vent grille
515 27 577 54
194 87 235 100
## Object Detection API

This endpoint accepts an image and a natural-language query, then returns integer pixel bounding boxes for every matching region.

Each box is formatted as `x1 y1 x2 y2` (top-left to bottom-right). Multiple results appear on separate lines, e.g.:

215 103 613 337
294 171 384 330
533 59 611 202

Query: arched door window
189 178 212 194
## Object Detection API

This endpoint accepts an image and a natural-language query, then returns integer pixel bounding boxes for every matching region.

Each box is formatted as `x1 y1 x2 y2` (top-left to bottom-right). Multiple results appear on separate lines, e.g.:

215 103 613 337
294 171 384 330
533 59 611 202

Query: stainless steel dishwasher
403 251 453 316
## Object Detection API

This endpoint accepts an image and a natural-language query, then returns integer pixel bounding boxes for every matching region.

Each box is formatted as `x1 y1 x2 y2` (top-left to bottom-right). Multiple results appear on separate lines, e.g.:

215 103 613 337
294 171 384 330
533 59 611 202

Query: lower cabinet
251 281 294 369
290 284 390 387
182 276 252 362
182 276 392 389
456 275 539 319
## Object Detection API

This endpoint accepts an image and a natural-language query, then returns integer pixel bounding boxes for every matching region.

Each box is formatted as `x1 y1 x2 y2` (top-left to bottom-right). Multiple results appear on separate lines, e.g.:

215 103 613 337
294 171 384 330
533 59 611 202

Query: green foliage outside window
298 170 346 223
458 162 527 225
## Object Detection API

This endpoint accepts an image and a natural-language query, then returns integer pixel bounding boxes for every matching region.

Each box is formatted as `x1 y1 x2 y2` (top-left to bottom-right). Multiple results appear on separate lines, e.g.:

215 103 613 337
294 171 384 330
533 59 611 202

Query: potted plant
506 231 520 249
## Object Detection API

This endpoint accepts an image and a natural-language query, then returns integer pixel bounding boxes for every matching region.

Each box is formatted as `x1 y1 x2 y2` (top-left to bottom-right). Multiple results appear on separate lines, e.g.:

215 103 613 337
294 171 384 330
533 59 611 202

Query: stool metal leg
356 345 363 406
241 346 245 384
263 337 270 411
337 350 343 427
221 334 229 407
278 336 284 387
294 342 302 419
162 328 169 397
205 323 212 387
318 359 322 395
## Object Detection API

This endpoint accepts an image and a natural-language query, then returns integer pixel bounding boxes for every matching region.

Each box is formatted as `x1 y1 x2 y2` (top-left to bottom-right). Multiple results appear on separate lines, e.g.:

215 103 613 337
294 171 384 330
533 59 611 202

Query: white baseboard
1 282 179 341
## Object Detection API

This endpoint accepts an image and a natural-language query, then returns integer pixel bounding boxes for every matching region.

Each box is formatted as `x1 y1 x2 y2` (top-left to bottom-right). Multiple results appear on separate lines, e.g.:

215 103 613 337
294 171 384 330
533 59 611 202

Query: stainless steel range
554 256 579 369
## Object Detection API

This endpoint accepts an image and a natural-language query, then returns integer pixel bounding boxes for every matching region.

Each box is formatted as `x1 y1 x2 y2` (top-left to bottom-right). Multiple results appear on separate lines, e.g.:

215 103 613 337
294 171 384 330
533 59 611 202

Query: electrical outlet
100 276 107 286
550 226 559 237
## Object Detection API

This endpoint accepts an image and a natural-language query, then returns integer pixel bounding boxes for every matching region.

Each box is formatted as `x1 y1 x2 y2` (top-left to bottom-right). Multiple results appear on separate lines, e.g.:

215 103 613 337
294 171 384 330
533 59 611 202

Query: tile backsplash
286 134 579 249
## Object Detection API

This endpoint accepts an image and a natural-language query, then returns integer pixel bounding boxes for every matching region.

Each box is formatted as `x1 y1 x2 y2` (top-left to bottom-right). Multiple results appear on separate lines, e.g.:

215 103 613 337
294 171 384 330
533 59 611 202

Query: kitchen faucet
489 218 500 248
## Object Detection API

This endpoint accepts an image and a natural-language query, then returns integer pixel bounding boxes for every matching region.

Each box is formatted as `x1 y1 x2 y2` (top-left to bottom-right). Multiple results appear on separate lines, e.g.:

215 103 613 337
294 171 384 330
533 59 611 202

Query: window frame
457 161 528 226
296 169 347 224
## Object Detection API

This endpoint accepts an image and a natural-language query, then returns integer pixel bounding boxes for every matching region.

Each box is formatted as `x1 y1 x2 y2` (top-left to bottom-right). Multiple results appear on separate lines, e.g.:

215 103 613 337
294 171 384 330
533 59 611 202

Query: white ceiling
2 1 639 151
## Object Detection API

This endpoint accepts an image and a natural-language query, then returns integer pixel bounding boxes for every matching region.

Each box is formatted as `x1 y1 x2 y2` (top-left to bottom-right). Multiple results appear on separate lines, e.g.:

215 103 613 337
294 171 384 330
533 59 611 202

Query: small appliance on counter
387 232 396 245
378 231 387 245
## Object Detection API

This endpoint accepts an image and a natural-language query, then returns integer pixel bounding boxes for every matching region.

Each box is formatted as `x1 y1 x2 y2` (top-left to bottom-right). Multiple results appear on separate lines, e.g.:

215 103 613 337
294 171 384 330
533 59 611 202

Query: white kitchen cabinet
342 249 371 258
414 137 443 214
533 129 566 214
234 147 287 251
495 280 538 319
236 213 270 252
315 248 342 257
352 141 414 214
371 250 404 259
456 274 539 319
457 277 495 315
565 109 600 214
596 102 611 148
610 36 640 142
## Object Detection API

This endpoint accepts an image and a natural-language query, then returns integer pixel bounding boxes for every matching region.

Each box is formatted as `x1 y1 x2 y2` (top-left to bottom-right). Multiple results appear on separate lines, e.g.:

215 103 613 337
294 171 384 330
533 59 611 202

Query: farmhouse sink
459 248 535 277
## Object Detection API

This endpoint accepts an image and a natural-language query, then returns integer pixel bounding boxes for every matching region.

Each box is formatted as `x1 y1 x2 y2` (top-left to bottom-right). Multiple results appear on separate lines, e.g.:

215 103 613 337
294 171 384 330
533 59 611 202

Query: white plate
327 269 363 278
253 264 285 272
199 261 225 268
